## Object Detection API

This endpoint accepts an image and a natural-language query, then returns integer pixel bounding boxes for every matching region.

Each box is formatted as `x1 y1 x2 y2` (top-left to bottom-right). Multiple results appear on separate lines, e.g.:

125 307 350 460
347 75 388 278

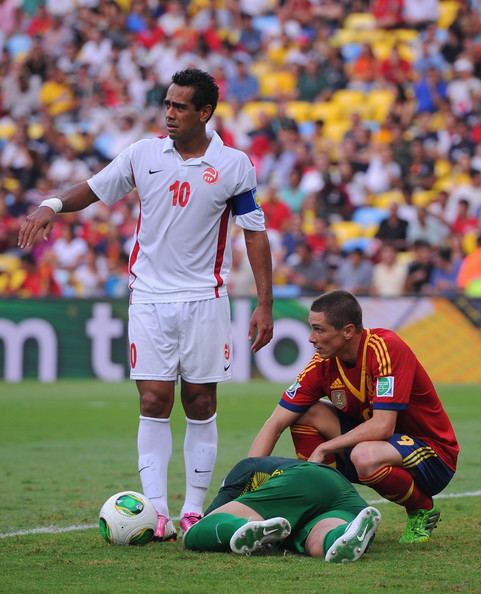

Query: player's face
308 310 353 359
164 84 212 143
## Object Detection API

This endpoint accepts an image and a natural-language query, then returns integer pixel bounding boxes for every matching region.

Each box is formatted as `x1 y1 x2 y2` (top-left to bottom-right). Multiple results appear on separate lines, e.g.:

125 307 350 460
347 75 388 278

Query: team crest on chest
331 389 347 409
203 166 219 184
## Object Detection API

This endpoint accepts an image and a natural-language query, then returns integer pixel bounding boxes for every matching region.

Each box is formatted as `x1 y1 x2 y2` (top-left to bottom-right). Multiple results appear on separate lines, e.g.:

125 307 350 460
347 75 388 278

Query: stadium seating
438 1 460 29
330 221 365 246
343 13 376 30
259 70 296 98
285 102 313 123
412 190 437 207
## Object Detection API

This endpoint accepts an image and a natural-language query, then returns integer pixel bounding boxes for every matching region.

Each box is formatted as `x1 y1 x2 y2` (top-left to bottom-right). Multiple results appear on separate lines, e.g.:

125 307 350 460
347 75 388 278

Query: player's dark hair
171 69 219 120
311 290 363 330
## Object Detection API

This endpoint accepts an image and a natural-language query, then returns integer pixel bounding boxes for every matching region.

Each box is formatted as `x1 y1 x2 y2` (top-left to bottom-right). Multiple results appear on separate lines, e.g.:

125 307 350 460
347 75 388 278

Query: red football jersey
280 328 459 471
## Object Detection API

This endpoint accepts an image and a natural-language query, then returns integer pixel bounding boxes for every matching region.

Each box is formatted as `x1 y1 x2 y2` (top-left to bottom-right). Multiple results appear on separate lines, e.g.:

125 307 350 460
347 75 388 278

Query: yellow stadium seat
344 13 376 30
0 119 16 139
371 190 405 209
398 42 415 62
433 177 454 192
4 177 20 191
330 221 365 245
451 172 471 186
266 45 290 66
363 224 380 238
462 231 478 255
368 89 396 122
250 60 271 79
332 89 365 107
330 29 357 47
393 29 419 43
215 102 234 120
311 102 342 122
259 71 296 98
241 101 277 125
398 250 414 265
285 101 312 123
342 101 373 119
372 39 395 60
27 122 44 140
412 190 437 207
67 132 87 152
429 112 447 131
323 120 351 143
438 1 460 29
113 0 130 12
434 159 452 178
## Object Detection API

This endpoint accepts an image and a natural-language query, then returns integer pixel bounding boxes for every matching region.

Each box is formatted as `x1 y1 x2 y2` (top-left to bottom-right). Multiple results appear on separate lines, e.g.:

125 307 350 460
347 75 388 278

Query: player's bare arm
244 228 273 352
308 409 398 464
18 181 99 248
248 405 300 456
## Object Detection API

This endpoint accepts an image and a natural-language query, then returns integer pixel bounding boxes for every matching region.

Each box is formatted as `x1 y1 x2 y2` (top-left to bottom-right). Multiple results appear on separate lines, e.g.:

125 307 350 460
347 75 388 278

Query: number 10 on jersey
169 180 191 207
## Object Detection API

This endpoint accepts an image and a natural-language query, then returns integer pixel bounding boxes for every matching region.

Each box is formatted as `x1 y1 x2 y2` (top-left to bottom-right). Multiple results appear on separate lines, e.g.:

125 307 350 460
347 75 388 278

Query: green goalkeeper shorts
235 462 368 553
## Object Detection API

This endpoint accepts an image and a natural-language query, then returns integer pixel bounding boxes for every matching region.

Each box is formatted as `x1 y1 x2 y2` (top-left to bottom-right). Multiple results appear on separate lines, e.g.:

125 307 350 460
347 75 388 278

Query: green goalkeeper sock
184 513 247 552
323 523 350 555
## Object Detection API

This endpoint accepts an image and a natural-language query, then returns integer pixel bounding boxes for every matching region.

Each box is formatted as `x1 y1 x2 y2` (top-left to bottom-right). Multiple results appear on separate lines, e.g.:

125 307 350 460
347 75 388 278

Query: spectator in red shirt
261 185 293 232
451 198 479 236
371 0 404 28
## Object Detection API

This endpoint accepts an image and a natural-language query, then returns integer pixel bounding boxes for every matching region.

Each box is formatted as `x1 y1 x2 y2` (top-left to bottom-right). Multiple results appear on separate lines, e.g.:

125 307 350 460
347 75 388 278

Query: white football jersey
87 132 265 303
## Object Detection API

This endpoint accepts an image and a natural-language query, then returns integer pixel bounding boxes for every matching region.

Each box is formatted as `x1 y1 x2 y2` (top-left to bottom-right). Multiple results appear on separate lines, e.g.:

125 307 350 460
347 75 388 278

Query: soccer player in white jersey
18 69 273 542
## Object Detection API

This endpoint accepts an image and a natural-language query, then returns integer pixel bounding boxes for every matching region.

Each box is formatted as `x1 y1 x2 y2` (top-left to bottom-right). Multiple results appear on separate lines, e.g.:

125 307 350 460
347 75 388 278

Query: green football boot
399 505 441 544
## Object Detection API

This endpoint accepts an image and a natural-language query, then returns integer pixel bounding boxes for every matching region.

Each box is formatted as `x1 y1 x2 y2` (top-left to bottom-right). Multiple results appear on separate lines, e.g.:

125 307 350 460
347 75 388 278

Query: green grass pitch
1 380 480 594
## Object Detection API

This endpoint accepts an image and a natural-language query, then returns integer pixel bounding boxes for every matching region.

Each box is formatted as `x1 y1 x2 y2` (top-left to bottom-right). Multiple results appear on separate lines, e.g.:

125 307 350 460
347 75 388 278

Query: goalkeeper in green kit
183 457 381 562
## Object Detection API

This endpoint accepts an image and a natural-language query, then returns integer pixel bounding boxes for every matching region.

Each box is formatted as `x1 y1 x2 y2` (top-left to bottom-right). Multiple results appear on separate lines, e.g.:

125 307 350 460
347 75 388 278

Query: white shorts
128 297 232 383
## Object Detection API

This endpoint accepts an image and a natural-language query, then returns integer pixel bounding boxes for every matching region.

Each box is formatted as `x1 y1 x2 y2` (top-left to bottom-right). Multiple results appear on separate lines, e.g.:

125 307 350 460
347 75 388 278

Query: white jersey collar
162 131 224 166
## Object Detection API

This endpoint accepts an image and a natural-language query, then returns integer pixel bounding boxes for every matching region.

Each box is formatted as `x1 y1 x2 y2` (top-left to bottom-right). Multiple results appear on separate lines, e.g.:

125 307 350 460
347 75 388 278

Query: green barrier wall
1 297 480 383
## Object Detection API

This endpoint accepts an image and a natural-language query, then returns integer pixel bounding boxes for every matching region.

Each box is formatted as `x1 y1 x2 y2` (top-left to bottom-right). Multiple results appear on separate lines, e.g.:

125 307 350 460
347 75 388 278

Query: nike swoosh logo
194 469 211 474
263 528 279 536
357 525 369 541
224 364 231 371
149 169 162 174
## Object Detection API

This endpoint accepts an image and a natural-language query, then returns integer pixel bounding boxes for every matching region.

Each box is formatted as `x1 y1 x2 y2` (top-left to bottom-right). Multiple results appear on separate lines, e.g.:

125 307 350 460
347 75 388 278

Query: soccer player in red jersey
249 290 459 544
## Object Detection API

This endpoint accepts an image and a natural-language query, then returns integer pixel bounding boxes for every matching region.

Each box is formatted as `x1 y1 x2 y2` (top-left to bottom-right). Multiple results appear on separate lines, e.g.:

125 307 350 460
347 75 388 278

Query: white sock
137 415 171 518
182 413 218 517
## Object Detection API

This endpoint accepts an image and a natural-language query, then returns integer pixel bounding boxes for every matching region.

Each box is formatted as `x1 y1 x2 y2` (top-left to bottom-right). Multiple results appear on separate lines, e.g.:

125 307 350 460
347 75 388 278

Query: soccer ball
98 491 157 545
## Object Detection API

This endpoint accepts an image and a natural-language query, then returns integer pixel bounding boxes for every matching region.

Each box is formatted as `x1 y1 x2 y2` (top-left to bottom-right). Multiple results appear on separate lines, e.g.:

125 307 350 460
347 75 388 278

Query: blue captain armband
231 188 261 215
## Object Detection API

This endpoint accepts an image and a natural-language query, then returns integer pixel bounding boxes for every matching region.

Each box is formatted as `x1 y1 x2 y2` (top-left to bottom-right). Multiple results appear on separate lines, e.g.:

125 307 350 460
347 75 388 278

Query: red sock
360 466 433 513
290 424 336 465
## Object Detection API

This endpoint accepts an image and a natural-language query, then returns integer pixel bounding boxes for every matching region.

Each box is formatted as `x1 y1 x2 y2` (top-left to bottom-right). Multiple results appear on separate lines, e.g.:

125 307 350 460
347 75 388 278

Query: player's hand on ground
249 304 273 352
18 206 56 249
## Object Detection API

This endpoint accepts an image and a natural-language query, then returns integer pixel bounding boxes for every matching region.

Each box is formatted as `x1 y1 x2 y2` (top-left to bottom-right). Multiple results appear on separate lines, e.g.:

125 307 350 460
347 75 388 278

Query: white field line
1 489 480 539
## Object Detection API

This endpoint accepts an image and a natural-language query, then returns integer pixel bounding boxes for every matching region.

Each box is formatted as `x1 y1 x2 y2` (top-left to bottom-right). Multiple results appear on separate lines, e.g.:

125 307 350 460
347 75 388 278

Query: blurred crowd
1 0 481 299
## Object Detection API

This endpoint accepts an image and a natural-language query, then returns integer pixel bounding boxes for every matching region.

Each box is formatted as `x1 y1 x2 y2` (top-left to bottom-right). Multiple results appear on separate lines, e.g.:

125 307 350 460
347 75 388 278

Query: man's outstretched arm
18 181 99 248
248 405 300 457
